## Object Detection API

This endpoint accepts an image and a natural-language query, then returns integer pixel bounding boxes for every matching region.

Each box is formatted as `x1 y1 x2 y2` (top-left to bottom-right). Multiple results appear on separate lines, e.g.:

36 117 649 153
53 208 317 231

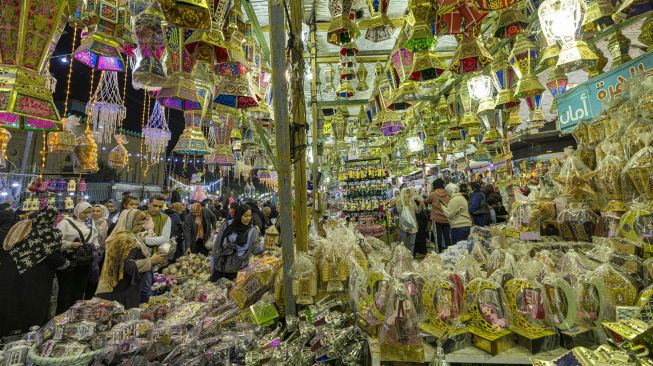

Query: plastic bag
399 208 417 232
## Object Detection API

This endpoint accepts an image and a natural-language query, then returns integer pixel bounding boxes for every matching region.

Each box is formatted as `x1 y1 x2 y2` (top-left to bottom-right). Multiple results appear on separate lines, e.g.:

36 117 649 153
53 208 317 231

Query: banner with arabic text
557 51 653 133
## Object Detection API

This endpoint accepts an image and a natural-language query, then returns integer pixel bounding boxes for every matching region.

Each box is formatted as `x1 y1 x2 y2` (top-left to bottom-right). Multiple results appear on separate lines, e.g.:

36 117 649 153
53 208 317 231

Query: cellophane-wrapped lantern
160 0 211 30
131 1 167 90
48 115 79 153
74 124 99 173
0 0 66 130
108 133 129 169
316 239 349 293
623 133 653 207
359 0 394 42
594 142 627 212
73 0 131 71
555 147 595 202
449 34 493 75
291 253 318 305
327 0 360 46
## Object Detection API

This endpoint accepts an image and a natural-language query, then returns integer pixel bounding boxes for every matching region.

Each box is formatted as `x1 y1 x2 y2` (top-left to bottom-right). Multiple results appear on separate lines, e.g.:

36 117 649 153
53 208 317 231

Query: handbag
65 219 94 266
471 193 491 216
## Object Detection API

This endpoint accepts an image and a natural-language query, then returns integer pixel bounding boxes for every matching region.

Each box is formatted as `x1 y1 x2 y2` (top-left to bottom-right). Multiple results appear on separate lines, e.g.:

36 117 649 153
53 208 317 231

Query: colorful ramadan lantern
468 74 495 115
403 0 436 52
131 1 167 90
214 63 258 108
579 0 615 32
494 6 529 39
73 0 131 71
206 106 236 166
108 134 129 169
359 0 394 42
509 35 545 127
459 76 482 129
173 111 210 155
449 34 493 75
143 100 171 162
545 68 568 109
607 30 632 68
490 49 519 110
336 81 356 98
435 0 488 35
408 51 446 82
158 24 200 110
48 116 79 153
538 0 598 73
0 0 66 130
73 124 99 173
160 0 211 30
327 0 360 46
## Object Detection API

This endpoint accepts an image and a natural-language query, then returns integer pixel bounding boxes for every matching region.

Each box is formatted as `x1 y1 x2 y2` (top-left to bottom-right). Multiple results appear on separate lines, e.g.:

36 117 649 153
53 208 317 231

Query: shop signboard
557 51 653 133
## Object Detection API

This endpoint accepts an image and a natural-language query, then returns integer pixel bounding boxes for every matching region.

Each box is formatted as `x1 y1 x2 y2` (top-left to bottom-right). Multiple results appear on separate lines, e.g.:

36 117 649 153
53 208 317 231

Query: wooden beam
243 0 270 62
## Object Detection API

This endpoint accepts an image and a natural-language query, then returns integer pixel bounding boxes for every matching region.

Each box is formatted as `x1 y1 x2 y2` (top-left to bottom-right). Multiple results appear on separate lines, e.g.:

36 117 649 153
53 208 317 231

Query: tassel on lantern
87 71 127 145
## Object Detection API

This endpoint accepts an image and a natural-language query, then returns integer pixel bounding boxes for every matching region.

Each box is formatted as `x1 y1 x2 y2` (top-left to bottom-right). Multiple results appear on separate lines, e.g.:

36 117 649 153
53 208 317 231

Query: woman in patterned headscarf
96 209 166 309
0 206 68 337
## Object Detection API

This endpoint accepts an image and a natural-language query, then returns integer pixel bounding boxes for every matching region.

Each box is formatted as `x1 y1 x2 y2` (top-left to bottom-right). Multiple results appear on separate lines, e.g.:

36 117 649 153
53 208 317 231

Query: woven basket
27 346 104 366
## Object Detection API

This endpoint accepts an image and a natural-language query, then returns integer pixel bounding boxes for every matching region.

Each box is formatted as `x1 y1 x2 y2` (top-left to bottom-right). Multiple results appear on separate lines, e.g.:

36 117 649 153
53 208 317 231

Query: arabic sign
557 51 653 133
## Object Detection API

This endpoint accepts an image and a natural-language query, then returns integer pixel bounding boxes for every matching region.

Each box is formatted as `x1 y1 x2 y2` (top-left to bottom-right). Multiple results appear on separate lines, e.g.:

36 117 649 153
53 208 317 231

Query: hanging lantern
356 64 369 91
323 64 337 92
390 47 414 83
359 0 394 42
0 0 66 130
446 85 461 130
336 81 356 98
131 1 167 90
340 42 359 65
525 94 546 128
206 107 236 166
538 0 598 74
458 77 481 129
583 42 607 78
506 108 523 128
327 0 360 46
0 128 10 169
86 71 127 145
48 116 79 153
472 0 518 10
388 80 419 111
174 111 211 155
184 28 229 69
578 0 615 32
74 124 99 173
494 7 529 39
545 68 568 109
538 41 561 70
381 120 404 136
490 49 519 110
607 30 632 68
509 35 545 98
449 34 493 75
639 15 653 51
403 0 436 52
436 97 449 127
108 134 129 169
158 24 201 110
435 0 488 35
160 0 211 30
73 0 131 71
408 51 446 82
214 62 258 108
468 74 495 115
143 100 171 162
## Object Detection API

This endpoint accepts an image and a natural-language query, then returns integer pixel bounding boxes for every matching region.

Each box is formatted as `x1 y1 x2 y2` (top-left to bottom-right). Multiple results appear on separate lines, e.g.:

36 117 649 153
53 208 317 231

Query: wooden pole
288 0 308 252
310 23 320 223
269 0 296 315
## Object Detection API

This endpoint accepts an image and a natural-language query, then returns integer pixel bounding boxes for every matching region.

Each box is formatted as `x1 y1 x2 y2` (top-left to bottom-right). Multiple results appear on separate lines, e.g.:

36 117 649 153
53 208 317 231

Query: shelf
445 346 567 365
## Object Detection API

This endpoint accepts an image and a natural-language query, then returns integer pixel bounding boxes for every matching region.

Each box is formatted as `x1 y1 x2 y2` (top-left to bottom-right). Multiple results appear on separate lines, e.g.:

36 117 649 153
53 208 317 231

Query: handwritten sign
557 51 653 133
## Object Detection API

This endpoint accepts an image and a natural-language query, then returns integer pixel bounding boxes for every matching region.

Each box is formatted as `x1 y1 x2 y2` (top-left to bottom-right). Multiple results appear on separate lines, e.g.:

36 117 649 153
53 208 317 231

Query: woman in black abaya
0 206 68 337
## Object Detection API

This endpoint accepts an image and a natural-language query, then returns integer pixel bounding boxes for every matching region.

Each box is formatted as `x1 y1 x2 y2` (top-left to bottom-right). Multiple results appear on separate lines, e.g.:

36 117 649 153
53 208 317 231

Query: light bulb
468 75 493 100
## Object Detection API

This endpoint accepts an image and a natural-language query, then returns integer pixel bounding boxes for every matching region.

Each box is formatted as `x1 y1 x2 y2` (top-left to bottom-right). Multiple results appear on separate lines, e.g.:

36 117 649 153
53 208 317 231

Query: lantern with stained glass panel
458 77 481 130
494 7 529 39
327 0 360 46
408 51 446 82
491 49 519 110
0 0 67 130
174 110 211 155
545 68 568 110
390 47 414 85
579 0 615 32
403 0 436 52
131 1 167 90
158 24 201 110
509 35 545 99
160 0 211 30
449 34 493 75
214 62 258 108
359 0 394 42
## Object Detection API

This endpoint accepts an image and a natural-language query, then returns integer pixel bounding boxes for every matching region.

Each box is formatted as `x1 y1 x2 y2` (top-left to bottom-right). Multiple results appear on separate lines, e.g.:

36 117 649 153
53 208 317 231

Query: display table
367 337 435 366
445 346 567 365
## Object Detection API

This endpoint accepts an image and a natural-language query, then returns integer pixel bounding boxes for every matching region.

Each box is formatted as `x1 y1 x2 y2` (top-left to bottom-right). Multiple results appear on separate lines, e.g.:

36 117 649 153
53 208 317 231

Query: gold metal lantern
173 111 211 155
0 0 67 130
160 0 211 30
73 124 99 173
108 134 129 169
359 0 394 42
0 128 10 168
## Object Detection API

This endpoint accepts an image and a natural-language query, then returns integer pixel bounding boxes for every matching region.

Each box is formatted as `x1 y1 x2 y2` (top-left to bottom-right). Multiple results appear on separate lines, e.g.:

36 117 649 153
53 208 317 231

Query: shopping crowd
394 178 507 258
0 189 278 338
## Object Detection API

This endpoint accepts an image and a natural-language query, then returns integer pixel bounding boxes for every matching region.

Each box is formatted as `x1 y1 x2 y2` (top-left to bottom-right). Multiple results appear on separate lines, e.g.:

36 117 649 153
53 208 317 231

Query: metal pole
269 0 296 315
310 23 320 224
289 0 308 252
19 131 34 187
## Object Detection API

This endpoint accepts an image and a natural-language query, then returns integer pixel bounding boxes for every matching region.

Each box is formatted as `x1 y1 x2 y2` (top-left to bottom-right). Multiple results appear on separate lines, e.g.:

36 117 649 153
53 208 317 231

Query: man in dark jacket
171 187 183 204
164 202 184 260
468 183 489 227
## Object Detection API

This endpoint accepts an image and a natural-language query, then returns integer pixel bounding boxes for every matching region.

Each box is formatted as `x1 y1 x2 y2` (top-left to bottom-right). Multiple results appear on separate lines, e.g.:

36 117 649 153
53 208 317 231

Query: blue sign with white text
557 51 653 133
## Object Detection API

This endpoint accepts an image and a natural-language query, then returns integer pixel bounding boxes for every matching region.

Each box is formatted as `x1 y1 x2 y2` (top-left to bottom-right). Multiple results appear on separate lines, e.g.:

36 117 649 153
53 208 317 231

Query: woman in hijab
395 188 423 256
183 202 217 256
0 207 68 337
210 204 264 281
92 205 109 252
246 201 265 234
56 202 100 312
104 199 120 224
96 209 167 309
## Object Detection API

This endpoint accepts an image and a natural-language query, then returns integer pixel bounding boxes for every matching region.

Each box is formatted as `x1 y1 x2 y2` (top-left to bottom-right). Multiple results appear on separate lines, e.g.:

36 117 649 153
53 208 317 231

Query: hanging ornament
158 24 201 110
206 107 237 166
327 0 360 46
607 30 632 69
108 134 129 169
408 51 446 82
545 68 568 110
131 1 167 90
48 115 80 153
449 34 493 75
494 6 529 39
472 0 518 10
336 80 356 98
390 47 414 84
323 64 337 92
73 0 132 71
143 100 171 162
490 49 519 110
403 0 436 52
160 0 211 30
0 0 66 130
578 0 615 32
359 0 394 42
74 124 99 173
86 71 127 145
0 128 11 169
356 64 369 91
214 62 258 108
435 0 488 35
174 111 211 155
183 1 231 69
509 35 545 99
459 76 482 129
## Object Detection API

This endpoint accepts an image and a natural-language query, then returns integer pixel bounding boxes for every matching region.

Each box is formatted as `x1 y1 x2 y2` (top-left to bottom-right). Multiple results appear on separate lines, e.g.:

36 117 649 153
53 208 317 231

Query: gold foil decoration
160 0 211 30
0 128 10 169
74 124 99 173
607 30 632 69
356 64 369 91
